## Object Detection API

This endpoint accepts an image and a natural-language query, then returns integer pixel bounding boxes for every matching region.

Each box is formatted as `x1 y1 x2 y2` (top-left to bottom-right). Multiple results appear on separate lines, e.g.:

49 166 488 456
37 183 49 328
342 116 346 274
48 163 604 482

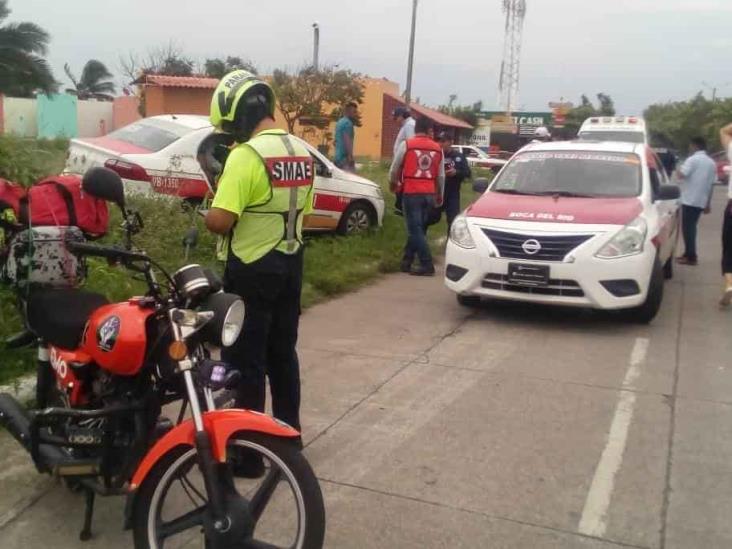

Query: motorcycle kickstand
79 488 95 541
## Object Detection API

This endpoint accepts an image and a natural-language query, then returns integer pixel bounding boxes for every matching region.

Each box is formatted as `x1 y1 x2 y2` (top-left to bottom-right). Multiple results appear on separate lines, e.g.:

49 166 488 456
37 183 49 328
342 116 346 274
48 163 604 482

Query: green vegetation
0 136 68 186
644 93 732 152
0 144 484 385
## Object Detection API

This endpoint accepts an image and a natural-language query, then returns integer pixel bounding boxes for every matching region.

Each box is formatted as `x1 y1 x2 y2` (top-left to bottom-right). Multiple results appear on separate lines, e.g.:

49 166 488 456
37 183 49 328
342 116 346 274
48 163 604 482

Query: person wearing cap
392 107 416 214
205 70 315 451
438 132 471 232
389 117 445 276
531 126 552 143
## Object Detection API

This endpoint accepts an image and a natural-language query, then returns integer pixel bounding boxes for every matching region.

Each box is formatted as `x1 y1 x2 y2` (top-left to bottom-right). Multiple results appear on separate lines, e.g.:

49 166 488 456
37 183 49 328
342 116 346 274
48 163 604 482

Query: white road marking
578 337 649 538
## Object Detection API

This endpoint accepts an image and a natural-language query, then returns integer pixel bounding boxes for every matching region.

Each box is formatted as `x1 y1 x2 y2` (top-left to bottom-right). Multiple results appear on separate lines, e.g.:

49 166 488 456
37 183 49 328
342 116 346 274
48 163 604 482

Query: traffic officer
437 132 471 232
205 70 314 438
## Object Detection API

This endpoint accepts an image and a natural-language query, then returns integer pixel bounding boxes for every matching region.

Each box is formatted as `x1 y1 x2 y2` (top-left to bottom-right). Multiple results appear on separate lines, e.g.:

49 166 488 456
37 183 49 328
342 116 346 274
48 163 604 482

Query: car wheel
457 294 481 308
337 202 374 235
663 255 673 280
625 258 664 324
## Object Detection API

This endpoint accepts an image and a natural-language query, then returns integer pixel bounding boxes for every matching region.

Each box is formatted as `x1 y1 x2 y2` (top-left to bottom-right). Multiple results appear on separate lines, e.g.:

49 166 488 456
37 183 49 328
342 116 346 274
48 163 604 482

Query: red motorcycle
0 167 325 548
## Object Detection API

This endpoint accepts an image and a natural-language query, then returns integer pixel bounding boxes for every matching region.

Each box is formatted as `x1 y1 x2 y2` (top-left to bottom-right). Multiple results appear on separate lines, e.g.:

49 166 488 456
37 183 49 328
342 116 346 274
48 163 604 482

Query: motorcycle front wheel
132 432 325 549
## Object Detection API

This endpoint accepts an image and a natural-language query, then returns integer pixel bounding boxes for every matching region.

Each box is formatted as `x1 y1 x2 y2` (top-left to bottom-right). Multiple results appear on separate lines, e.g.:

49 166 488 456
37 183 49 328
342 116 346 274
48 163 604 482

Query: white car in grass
445 140 681 322
65 115 385 235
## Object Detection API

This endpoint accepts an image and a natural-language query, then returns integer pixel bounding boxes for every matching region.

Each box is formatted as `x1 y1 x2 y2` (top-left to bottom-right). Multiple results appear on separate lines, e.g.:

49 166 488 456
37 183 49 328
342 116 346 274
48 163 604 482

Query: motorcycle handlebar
66 241 149 263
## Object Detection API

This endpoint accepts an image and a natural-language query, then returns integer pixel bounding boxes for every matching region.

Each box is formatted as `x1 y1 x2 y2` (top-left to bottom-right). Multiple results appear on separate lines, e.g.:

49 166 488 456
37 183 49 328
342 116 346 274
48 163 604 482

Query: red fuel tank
81 299 155 376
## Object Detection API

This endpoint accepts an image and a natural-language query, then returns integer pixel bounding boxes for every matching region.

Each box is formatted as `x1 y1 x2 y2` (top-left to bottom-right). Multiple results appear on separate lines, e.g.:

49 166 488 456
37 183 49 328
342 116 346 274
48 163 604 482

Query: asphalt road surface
2 187 732 548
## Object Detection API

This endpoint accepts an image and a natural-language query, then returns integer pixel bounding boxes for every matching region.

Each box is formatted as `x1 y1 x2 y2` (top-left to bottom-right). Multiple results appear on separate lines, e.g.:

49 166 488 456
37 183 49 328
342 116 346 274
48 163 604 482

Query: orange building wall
143 87 213 117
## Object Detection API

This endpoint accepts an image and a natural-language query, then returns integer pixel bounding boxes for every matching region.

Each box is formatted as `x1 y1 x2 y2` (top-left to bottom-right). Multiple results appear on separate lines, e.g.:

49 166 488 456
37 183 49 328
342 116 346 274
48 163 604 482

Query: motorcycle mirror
82 167 126 210
182 227 199 249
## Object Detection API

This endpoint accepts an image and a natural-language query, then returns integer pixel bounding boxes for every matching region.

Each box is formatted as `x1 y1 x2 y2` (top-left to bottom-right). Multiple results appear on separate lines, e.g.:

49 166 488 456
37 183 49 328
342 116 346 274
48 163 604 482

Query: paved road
3 188 732 548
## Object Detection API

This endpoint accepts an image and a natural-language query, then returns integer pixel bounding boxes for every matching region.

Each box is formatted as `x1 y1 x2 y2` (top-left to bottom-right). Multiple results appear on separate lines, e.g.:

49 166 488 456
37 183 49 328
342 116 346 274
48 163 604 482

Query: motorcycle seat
26 289 109 350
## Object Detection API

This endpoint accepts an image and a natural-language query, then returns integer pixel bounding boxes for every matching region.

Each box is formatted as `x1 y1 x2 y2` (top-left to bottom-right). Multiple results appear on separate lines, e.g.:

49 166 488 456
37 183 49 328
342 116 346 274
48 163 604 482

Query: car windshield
491 150 642 198
107 120 191 152
577 130 645 144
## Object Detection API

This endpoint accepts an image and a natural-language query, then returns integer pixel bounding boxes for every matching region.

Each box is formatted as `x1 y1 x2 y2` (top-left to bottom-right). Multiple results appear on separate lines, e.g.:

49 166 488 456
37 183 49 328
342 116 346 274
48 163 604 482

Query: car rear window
107 120 191 152
578 130 645 144
492 151 642 198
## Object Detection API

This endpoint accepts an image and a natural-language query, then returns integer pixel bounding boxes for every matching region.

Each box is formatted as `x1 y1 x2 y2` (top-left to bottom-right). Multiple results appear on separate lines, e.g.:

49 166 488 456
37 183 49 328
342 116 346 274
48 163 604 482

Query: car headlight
595 217 647 259
449 215 476 249
199 293 245 347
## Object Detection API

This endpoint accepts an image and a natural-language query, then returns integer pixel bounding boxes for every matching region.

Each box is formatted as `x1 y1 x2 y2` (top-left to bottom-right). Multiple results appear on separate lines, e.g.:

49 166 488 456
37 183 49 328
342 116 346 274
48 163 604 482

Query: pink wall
113 96 141 130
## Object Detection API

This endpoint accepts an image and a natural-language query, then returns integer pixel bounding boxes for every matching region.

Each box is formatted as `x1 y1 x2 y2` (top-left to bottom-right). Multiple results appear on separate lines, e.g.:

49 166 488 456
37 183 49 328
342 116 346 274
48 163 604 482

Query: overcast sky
10 0 732 114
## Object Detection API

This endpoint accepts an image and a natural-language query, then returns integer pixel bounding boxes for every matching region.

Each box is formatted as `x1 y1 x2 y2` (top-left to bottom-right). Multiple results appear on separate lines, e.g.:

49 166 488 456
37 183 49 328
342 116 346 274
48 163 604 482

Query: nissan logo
522 239 542 255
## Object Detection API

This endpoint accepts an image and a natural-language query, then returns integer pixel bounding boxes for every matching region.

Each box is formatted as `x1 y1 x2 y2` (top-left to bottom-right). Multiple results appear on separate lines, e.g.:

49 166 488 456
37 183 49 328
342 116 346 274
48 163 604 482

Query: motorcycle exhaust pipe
0 393 32 450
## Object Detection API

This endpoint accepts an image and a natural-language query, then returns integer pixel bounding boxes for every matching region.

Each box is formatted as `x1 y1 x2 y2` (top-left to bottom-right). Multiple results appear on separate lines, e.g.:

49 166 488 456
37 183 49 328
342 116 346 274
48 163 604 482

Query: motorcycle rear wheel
132 432 325 549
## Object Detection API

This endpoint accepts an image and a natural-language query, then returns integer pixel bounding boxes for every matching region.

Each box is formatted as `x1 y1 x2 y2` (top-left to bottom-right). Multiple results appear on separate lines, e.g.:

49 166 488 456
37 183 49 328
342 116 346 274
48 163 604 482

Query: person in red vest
389 117 445 276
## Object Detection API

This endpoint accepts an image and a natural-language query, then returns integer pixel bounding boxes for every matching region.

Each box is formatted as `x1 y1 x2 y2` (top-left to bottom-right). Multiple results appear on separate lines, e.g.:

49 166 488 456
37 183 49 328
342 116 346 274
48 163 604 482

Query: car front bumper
444 236 656 310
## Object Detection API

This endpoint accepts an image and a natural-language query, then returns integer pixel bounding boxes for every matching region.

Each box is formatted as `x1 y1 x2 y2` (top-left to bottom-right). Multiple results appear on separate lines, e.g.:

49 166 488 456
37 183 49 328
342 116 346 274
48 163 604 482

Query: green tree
64 59 115 100
644 93 732 151
0 0 57 97
271 66 364 134
562 93 616 136
204 56 257 79
438 97 481 127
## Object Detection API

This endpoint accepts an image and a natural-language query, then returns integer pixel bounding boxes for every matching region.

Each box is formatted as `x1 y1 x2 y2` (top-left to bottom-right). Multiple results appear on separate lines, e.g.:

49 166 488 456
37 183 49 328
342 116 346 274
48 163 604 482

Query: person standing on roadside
205 71 314 462
676 137 717 266
438 132 471 232
389 117 445 276
392 107 416 215
334 101 358 171
719 123 732 305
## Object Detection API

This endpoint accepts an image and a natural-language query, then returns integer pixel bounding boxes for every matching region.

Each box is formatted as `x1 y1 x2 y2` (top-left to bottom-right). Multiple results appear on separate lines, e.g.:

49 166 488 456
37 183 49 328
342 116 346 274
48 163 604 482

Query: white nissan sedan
445 141 681 322
65 115 385 235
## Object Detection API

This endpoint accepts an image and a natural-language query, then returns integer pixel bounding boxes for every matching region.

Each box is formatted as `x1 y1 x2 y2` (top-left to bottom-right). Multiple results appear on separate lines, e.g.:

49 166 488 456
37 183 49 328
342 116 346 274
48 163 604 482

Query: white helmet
534 126 551 140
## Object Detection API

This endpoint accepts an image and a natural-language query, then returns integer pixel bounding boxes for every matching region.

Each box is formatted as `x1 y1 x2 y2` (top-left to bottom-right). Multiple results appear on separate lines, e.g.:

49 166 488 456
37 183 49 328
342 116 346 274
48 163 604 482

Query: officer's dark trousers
223 249 304 431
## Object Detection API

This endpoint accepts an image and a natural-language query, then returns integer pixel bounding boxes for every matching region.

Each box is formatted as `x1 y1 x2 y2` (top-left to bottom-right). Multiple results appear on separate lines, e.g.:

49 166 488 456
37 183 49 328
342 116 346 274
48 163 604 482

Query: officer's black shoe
410 264 436 277
230 448 266 479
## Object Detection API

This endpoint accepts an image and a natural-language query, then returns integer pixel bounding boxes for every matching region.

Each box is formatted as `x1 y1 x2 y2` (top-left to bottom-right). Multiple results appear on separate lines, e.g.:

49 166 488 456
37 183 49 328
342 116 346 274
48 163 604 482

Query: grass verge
0 143 488 384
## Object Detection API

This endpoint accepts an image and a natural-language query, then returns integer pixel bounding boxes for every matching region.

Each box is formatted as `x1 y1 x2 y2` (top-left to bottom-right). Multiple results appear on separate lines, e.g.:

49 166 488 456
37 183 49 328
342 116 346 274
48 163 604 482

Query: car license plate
507 263 549 286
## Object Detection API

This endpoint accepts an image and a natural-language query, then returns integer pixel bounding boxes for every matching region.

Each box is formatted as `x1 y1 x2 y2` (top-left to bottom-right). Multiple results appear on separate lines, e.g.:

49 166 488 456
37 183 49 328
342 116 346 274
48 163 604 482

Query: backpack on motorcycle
3 226 87 289
19 175 110 238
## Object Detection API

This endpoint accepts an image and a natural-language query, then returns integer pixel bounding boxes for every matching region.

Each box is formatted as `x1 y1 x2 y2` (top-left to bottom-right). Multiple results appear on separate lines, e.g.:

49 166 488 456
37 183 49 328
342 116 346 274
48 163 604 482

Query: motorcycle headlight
199 293 245 347
595 217 647 259
449 215 476 249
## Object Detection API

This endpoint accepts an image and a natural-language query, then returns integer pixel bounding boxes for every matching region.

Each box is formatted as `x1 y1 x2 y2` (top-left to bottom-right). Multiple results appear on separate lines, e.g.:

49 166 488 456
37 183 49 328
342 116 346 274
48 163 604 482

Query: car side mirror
473 178 491 194
315 162 331 178
82 167 126 210
656 184 680 201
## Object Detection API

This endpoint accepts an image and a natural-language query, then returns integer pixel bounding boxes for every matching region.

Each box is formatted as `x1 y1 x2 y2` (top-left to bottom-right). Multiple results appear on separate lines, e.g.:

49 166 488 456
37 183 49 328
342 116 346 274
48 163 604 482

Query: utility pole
405 0 418 105
312 22 320 71
702 81 731 101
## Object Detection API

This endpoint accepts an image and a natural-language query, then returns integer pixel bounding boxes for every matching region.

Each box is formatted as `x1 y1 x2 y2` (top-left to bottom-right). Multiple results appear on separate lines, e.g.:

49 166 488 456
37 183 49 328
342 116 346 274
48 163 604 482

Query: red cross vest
401 136 443 195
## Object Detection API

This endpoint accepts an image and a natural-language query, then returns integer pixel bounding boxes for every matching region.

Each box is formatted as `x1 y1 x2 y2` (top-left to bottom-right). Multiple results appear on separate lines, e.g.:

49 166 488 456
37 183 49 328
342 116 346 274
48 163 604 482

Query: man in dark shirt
438 132 471 232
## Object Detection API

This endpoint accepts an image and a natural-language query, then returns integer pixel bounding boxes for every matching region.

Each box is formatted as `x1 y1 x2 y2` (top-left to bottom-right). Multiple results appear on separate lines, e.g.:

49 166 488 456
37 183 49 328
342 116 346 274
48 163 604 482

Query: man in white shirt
719 123 732 305
676 137 717 266
392 107 416 215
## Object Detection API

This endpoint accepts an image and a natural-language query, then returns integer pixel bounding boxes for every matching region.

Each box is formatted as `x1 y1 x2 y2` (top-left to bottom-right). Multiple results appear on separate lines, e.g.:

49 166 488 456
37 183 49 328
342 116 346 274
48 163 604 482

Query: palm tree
0 0 57 97
64 59 116 101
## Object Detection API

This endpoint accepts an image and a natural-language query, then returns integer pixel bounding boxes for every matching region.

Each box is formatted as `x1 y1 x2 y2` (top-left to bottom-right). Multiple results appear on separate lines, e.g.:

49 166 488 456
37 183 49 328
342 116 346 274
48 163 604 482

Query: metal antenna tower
497 0 527 114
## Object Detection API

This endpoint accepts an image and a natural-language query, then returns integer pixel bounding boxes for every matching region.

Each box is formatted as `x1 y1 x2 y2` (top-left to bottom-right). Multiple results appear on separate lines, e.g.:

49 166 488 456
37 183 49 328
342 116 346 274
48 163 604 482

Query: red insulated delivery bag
19 175 110 237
